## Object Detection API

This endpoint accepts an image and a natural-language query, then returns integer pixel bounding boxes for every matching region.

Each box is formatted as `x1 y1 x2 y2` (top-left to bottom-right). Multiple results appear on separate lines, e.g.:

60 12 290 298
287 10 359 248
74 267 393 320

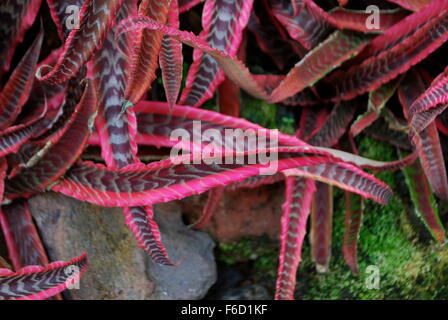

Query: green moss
217 236 278 278
240 95 296 135
297 136 448 299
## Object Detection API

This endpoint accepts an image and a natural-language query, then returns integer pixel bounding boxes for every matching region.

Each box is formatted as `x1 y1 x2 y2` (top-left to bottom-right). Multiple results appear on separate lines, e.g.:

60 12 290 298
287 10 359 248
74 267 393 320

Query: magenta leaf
319 2 448 101
46 0 85 40
275 177 315 300
159 0 183 111
0 199 49 270
122 0 172 107
93 0 138 169
179 0 254 107
399 69 448 199
0 29 43 130
36 0 124 84
270 0 334 50
4 81 97 201
408 66 448 135
0 253 87 300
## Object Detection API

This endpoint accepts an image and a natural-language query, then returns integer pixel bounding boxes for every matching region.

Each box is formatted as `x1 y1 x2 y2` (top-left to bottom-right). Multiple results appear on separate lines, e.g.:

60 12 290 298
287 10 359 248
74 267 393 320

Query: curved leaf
0 253 87 300
93 0 138 169
36 0 124 84
319 3 448 101
408 66 448 134
160 0 183 111
270 0 334 50
191 187 224 229
0 199 49 270
399 69 448 199
0 29 43 130
46 0 85 40
307 100 357 147
179 0 254 107
52 146 392 207
275 176 315 300
121 0 171 107
4 81 97 201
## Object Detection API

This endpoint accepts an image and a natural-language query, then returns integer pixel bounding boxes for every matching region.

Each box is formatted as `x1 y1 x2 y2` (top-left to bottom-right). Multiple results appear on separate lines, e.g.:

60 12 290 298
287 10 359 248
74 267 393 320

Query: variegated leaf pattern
159 0 183 110
350 78 401 137
399 69 448 199
268 30 370 102
386 0 434 11
0 199 49 270
0 29 43 130
93 0 138 169
275 177 315 300
46 0 86 40
319 2 448 101
123 206 174 265
180 0 254 107
131 101 413 172
36 0 124 84
52 146 393 207
307 100 357 148
4 81 97 201
247 10 303 71
329 8 408 33
0 253 87 300
122 0 172 107
408 66 448 135
296 106 329 141
270 0 334 50
116 17 368 103
93 1 173 265
0 115 44 158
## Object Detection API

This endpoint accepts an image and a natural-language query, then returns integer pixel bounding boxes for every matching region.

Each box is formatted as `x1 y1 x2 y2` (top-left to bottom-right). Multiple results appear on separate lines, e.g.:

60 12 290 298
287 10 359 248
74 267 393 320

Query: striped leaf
4 81 97 201
0 199 49 270
275 177 315 300
180 0 254 107
0 29 43 130
160 0 183 110
0 253 87 300
36 0 124 84
122 0 172 107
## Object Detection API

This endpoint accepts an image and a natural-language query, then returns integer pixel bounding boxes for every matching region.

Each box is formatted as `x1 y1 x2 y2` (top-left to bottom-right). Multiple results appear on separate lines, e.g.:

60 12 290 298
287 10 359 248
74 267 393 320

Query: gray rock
28 192 216 300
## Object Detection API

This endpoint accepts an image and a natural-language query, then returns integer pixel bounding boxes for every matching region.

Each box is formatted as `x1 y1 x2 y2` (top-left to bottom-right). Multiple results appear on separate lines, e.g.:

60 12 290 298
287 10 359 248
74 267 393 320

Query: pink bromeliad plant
0 0 447 300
